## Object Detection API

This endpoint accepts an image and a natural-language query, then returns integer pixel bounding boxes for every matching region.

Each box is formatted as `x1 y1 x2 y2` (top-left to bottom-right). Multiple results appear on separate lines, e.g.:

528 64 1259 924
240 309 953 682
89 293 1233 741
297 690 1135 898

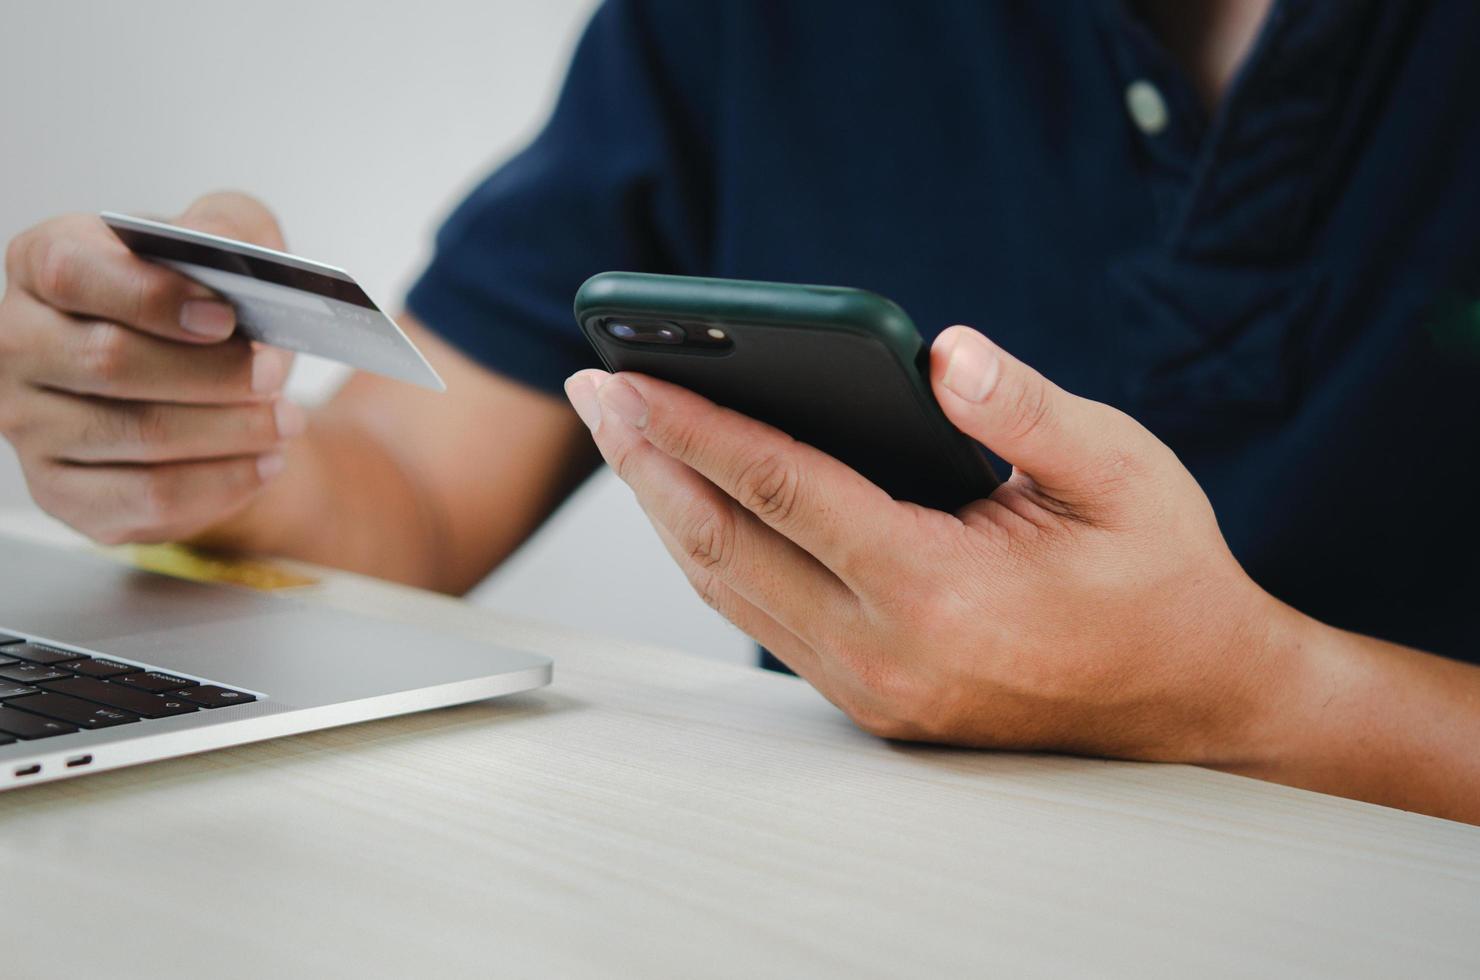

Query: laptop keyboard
0 630 257 745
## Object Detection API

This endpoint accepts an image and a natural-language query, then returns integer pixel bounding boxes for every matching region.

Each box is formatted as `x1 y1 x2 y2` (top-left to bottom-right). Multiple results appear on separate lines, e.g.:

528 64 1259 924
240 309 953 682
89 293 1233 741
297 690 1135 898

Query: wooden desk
2 512 1478 978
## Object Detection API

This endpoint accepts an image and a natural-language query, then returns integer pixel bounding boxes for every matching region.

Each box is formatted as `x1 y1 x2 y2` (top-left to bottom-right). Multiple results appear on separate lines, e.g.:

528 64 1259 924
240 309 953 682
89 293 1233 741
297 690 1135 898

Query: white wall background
0 0 755 666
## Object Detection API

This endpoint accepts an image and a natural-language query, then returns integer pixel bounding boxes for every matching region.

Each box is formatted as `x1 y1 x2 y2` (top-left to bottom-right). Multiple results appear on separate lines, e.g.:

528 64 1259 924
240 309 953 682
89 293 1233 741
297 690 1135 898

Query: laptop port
13 764 41 777
66 755 93 768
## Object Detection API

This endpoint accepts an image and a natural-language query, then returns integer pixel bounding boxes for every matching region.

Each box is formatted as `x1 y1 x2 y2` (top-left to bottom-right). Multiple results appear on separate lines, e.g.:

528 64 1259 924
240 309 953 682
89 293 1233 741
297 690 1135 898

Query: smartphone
573 272 999 511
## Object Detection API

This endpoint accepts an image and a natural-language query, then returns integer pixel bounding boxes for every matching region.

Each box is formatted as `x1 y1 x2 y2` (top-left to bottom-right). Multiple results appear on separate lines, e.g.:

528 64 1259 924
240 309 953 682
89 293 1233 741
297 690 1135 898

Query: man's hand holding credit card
0 193 442 548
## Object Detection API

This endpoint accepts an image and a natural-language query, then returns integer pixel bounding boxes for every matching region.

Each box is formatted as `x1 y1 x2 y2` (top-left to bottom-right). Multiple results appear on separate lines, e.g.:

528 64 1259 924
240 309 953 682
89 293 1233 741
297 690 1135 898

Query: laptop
0 535 551 789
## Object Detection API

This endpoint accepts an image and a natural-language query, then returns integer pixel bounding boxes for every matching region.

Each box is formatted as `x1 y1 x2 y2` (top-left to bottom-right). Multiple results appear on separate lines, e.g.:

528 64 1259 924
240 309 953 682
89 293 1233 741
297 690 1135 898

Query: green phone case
574 272 999 511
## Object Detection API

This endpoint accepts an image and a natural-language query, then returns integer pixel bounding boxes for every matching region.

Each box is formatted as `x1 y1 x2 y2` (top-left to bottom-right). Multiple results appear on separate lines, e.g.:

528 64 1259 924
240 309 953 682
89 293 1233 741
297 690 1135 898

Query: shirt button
1124 79 1169 135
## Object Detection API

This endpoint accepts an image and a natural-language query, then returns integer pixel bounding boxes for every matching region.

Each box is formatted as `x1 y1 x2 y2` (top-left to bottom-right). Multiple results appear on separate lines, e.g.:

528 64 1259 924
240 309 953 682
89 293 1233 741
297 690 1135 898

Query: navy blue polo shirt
408 0 1480 665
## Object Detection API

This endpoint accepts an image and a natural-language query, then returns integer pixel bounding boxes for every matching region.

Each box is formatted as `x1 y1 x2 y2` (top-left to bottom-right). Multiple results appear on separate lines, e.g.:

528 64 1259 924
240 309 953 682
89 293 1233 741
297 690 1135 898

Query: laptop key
5 643 89 665
115 671 197 693
0 683 40 700
0 662 72 685
39 677 199 719
0 705 78 740
69 659 140 679
174 685 256 708
0 631 24 645
151 695 201 717
6 692 138 730
0 656 18 668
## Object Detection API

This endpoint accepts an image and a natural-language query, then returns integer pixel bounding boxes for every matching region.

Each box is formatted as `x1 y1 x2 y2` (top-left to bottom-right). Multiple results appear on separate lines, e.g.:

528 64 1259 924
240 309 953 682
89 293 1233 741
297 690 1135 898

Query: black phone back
575 273 999 512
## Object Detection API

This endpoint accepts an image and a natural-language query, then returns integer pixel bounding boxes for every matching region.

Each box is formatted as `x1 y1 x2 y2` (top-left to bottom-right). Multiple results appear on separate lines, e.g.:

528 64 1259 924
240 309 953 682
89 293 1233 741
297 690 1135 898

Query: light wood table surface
2 511 1478 978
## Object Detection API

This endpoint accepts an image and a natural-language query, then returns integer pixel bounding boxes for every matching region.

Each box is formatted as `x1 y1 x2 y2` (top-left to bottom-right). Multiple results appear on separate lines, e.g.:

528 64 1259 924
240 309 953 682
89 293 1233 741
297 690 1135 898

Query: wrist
1190 586 1480 821
187 425 328 557
1210 591 1349 782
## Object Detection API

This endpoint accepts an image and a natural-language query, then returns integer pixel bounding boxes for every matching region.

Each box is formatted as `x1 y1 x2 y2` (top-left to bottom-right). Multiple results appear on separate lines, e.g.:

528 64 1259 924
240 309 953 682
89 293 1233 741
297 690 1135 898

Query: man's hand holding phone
569 320 1480 821
564 327 1291 760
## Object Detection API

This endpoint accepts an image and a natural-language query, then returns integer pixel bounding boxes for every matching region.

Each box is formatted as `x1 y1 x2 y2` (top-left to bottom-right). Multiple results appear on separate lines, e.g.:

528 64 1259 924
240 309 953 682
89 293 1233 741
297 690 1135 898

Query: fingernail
564 375 602 434
179 299 235 339
274 400 307 439
597 377 648 429
941 331 1001 403
252 349 288 393
256 453 286 481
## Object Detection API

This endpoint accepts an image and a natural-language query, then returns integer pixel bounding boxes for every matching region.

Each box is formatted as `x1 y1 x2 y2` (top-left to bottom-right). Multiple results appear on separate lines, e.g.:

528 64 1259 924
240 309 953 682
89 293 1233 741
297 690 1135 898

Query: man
2 1 1477 822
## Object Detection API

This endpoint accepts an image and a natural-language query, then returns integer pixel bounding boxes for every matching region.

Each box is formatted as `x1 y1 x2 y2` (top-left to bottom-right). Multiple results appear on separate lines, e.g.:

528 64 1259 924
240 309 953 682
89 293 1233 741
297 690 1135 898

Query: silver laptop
0 535 551 789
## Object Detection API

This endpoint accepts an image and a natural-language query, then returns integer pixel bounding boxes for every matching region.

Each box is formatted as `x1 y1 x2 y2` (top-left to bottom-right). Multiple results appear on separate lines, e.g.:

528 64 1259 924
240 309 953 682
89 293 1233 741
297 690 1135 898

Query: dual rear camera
603 319 732 351
607 321 683 344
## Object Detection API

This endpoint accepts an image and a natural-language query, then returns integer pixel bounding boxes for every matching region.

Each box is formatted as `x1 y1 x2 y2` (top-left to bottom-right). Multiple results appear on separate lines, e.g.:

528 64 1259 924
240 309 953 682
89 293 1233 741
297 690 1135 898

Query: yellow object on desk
119 543 318 591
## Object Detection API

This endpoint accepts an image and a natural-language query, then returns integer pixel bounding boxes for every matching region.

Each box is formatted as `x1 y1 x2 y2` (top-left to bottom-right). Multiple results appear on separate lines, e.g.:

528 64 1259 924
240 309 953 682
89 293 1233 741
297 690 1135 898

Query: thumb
930 325 1144 500
174 193 297 378
175 191 287 251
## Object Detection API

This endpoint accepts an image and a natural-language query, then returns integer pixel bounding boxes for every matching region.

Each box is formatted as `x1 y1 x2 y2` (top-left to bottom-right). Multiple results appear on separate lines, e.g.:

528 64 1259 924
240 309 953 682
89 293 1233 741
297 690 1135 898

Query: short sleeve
405 0 714 395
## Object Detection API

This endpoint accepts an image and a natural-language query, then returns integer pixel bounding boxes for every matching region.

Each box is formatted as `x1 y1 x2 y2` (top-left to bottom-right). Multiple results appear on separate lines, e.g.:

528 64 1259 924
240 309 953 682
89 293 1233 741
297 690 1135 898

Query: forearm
187 315 600 593
189 412 456 589
1231 602 1480 823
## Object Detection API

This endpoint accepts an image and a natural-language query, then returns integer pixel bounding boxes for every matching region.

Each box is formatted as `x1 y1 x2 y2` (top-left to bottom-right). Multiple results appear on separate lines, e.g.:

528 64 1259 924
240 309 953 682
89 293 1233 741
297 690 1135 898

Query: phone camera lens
604 319 686 344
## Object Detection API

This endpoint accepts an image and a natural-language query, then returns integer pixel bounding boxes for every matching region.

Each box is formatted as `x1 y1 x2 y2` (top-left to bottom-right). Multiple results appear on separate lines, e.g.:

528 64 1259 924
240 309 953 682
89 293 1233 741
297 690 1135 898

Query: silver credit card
101 212 444 391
